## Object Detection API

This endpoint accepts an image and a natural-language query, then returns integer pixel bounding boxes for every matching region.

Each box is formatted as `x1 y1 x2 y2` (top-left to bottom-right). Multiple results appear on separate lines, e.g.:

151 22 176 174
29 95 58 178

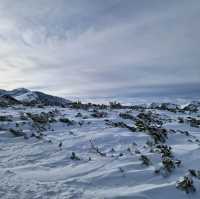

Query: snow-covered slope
14 91 38 103
0 100 200 198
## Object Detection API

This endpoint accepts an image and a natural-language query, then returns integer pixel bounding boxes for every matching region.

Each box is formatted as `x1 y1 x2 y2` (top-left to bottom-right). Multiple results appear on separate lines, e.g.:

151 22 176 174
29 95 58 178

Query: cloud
0 0 199 98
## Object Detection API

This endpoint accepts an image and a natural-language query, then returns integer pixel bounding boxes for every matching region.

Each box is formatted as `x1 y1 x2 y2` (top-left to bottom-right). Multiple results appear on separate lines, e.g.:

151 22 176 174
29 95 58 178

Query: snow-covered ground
0 101 200 199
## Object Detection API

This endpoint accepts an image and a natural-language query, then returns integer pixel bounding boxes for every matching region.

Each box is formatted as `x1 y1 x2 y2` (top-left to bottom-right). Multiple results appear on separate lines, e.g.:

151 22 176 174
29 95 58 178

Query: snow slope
14 91 38 103
0 101 200 199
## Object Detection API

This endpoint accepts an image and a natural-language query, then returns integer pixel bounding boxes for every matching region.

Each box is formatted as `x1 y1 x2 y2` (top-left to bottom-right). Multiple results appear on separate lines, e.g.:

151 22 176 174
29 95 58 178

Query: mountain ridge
0 88 71 107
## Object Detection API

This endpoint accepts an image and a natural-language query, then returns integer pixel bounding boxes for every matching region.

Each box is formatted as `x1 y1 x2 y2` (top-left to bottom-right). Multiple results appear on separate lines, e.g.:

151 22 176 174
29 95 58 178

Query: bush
109 101 122 109
105 120 136 132
27 112 50 124
187 117 200 128
91 111 107 118
139 155 151 166
155 144 173 158
75 112 82 117
148 127 168 144
70 152 80 160
176 176 196 194
137 111 163 126
155 157 181 176
162 157 175 172
9 128 25 137
59 118 74 125
0 115 13 122
119 112 135 120
188 169 200 179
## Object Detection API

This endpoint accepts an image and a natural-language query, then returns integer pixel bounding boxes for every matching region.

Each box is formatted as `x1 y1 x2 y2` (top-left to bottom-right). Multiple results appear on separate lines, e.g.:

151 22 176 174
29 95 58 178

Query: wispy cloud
0 0 199 97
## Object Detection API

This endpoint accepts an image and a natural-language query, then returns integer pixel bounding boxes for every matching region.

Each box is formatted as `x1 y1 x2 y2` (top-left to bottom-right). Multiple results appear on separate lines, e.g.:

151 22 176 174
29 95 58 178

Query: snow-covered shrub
0 115 13 122
119 112 135 120
109 101 122 109
148 127 168 144
27 112 52 124
9 128 25 137
188 169 200 179
155 157 181 176
139 155 151 166
155 144 173 158
70 152 80 160
91 111 107 118
137 111 163 127
187 117 200 128
20 112 28 120
178 117 184 123
75 112 83 117
59 118 74 125
105 120 136 132
176 176 196 194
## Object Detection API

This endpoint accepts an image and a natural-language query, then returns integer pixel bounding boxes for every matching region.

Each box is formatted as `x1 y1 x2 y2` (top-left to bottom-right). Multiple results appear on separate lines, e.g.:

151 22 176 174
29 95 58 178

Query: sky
0 0 199 98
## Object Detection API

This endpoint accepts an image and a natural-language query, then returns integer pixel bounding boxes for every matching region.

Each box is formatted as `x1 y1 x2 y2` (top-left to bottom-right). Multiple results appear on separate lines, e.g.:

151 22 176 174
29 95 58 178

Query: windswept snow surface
0 101 200 199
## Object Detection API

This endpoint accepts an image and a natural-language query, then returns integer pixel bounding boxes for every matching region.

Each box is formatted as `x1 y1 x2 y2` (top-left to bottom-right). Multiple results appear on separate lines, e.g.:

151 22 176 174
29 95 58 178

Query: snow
0 100 200 199
15 91 38 103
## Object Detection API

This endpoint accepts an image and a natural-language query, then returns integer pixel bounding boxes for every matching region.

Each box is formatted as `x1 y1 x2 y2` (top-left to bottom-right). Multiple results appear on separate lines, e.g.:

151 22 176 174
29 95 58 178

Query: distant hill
0 95 21 107
0 88 72 107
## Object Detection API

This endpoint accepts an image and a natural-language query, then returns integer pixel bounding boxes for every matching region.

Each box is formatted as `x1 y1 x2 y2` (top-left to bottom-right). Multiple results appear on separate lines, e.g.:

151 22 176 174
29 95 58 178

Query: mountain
34 91 72 107
6 88 30 97
0 89 7 95
0 88 71 107
0 95 21 107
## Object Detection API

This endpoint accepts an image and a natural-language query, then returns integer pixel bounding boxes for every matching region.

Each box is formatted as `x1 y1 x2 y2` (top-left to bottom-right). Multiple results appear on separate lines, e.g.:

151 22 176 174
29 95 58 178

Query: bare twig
89 139 106 156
